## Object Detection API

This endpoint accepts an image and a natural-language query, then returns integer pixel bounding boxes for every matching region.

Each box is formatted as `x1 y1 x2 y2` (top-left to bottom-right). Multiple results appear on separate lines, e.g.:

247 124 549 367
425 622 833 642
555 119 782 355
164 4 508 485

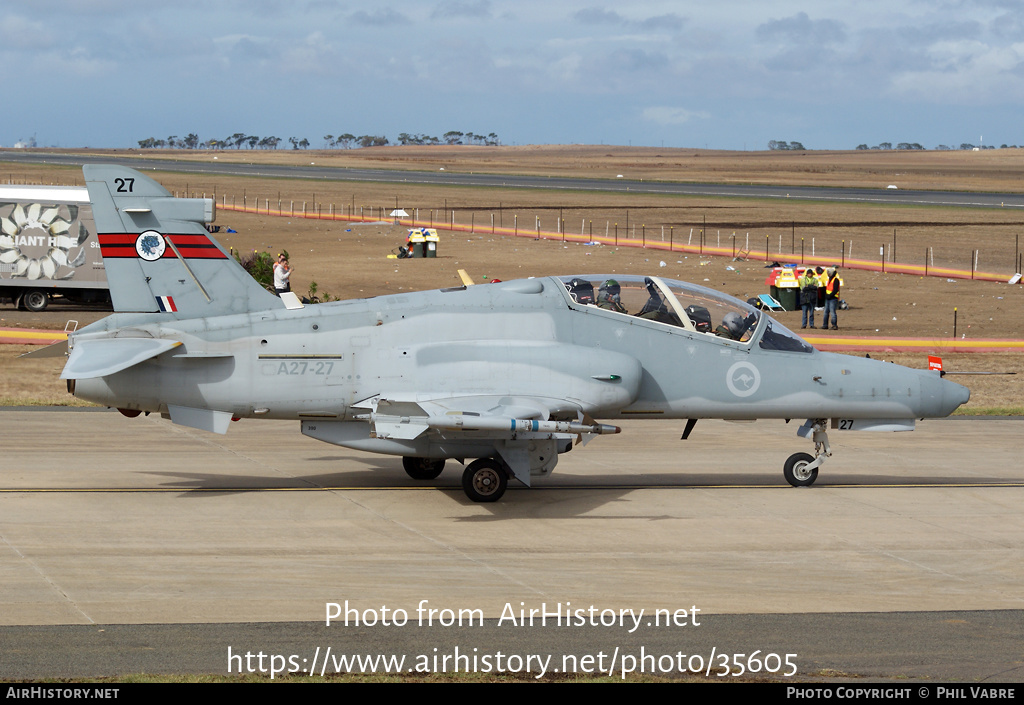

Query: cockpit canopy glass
557 274 812 353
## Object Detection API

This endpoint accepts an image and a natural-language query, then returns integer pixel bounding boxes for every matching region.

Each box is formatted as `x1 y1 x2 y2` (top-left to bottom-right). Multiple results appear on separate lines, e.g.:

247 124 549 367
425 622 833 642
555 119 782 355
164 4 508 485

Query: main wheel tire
402 456 445 480
783 452 818 487
462 458 508 503
22 289 48 312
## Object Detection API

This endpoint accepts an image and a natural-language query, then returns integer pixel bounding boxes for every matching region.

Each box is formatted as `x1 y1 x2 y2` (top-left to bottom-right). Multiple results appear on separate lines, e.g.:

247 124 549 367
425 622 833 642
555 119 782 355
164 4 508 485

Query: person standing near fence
800 268 817 329
815 266 827 310
824 266 841 330
273 255 292 296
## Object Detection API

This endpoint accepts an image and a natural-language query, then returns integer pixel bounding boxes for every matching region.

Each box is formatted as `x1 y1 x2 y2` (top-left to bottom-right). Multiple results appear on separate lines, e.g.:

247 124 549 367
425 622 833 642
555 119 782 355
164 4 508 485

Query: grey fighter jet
53 166 969 502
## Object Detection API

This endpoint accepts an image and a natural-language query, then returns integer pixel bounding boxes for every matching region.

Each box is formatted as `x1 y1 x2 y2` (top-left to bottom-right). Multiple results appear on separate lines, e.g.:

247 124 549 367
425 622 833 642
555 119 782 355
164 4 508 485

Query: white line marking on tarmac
0 532 96 624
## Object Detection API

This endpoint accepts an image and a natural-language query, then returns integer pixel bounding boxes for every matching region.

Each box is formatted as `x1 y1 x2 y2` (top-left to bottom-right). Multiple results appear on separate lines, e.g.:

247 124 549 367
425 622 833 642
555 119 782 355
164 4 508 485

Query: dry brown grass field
2 147 1022 410
21 143 1024 192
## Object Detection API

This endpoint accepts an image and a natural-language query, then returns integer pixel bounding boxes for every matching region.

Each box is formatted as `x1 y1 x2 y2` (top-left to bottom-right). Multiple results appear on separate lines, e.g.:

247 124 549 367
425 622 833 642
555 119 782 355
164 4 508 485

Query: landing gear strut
784 419 831 487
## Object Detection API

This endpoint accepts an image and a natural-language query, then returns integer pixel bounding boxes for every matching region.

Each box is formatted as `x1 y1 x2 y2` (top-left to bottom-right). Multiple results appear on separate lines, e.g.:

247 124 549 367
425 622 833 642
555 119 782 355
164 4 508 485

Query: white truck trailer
0 185 109 311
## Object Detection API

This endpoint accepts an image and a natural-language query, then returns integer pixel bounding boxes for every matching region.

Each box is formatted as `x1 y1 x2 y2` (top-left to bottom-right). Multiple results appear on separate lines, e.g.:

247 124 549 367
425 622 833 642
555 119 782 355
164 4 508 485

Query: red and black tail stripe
98 233 228 259
96 234 140 258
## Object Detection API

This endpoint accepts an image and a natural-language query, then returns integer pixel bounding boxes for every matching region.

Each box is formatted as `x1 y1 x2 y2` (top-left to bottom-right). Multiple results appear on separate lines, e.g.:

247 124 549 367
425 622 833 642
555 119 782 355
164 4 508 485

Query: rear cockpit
557 274 813 353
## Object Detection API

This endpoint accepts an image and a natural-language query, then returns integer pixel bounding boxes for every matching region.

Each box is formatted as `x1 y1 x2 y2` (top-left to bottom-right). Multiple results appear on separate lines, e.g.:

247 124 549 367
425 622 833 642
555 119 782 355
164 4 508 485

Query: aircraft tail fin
84 165 283 317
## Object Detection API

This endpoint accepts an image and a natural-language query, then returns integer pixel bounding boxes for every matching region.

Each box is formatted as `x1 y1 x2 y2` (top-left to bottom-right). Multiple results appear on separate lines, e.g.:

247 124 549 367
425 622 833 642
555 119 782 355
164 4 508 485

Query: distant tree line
395 131 499 146
138 131 501 150
765 140 1022 152
137 134 283 150
856 142 924 150
138 133 1017 152
857 142 1019 150
324 134 387 148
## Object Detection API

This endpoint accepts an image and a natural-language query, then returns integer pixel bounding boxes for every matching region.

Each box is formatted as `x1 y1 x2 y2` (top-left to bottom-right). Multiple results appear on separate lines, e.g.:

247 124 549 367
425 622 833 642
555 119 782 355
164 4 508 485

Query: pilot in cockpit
597 279 627 313
714 311 759 341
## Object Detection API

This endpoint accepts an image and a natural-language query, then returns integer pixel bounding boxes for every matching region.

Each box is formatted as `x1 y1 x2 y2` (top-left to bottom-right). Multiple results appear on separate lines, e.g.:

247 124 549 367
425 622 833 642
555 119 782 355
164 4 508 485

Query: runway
4 150 1024 209
1 409 1022 680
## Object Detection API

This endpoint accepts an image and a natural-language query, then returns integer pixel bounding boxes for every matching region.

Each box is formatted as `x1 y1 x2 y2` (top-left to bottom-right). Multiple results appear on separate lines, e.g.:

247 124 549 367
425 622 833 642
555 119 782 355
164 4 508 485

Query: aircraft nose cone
944 376 970 413
924 373 970 417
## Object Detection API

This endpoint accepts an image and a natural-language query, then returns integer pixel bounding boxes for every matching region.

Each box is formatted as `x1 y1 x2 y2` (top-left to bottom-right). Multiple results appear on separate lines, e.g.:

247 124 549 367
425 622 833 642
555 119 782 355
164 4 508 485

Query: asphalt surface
3 150 1024 209
2 612 1020 681
1 410 1022 681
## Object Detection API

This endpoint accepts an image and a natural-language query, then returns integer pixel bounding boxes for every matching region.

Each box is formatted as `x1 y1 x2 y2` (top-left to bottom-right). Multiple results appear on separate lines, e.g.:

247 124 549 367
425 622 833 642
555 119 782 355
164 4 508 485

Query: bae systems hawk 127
44 166 969 502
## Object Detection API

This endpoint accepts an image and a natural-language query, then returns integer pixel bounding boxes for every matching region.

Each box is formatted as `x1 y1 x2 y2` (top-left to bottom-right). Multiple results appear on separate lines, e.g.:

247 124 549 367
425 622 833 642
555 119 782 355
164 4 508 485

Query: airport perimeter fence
9 174 1021 283
207 192 1024 284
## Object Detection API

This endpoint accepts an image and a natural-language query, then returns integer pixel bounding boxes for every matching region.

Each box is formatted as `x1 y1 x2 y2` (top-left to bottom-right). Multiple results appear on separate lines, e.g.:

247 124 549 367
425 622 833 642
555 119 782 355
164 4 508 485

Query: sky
2 0 1022 151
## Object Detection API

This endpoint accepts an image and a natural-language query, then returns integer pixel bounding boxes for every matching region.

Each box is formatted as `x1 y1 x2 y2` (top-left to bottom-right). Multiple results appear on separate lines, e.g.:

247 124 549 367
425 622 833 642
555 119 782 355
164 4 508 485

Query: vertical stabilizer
84 165 282 317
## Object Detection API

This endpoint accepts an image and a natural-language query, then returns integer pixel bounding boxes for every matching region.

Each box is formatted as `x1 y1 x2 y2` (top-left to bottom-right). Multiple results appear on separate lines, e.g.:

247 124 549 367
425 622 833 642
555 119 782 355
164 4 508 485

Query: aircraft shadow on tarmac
136 460 1020 518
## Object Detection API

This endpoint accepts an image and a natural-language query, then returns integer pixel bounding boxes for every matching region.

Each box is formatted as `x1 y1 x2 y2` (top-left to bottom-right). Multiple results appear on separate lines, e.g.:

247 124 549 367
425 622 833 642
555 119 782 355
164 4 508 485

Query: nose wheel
784 419 831 487
783 452 818 486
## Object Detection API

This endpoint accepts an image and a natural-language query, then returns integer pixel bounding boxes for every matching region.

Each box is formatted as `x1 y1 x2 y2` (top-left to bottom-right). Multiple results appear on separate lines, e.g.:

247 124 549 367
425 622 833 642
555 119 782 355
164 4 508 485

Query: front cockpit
557 274 813 353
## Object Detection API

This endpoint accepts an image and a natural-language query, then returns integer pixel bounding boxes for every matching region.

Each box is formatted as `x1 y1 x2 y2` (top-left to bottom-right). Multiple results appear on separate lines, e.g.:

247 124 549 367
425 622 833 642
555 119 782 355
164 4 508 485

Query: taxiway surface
1 409 1022 679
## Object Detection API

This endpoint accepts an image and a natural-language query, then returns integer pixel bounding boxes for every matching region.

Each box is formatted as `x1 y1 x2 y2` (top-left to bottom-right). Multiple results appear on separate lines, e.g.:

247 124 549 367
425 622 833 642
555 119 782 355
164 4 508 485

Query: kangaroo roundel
135 231 166 261
726 360 761 397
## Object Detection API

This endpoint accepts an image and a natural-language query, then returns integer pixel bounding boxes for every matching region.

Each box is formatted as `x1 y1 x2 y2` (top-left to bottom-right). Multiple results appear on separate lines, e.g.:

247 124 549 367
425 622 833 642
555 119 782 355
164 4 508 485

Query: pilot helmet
722 311 744 336
599 279 621 301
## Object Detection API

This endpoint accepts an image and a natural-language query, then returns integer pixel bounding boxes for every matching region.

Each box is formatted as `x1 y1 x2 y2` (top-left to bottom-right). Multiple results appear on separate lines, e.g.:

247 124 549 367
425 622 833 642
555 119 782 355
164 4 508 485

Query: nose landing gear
784 419 831 487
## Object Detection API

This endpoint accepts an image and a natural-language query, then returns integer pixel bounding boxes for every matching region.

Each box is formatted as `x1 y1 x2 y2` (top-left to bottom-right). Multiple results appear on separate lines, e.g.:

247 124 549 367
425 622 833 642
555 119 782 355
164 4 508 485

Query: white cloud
0 14 53 50
350 7 412 26
572 7 685 32
642 107 709 125
756 11 847 45
888 40 1024 101
431 0 492 20
573 8 626 25
280 31 341 75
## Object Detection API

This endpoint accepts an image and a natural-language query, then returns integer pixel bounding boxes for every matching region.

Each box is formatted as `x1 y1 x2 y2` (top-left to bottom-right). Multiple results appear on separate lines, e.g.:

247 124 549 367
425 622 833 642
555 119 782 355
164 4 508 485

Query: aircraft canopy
557 274 813 353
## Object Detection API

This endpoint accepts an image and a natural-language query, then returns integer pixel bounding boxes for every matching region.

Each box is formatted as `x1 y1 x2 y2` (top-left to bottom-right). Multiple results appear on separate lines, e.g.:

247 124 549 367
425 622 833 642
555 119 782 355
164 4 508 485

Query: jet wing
61 338 182 379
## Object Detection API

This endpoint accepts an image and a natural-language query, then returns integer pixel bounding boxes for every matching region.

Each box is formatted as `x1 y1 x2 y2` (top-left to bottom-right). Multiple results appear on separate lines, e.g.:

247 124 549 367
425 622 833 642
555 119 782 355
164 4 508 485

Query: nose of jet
920 371 970 417
942 375 971 414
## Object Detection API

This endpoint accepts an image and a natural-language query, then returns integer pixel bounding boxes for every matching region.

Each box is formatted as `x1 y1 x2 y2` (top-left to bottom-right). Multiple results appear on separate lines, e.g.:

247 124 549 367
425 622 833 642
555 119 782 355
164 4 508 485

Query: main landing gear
401 455 511 502
462 458 508 503
402 456 446 480
783 419 831 487
401 452 526 503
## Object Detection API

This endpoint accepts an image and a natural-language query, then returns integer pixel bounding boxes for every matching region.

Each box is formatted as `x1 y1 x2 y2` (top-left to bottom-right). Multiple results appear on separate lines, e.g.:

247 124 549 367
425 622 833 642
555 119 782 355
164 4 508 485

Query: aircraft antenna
164 235 212 302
